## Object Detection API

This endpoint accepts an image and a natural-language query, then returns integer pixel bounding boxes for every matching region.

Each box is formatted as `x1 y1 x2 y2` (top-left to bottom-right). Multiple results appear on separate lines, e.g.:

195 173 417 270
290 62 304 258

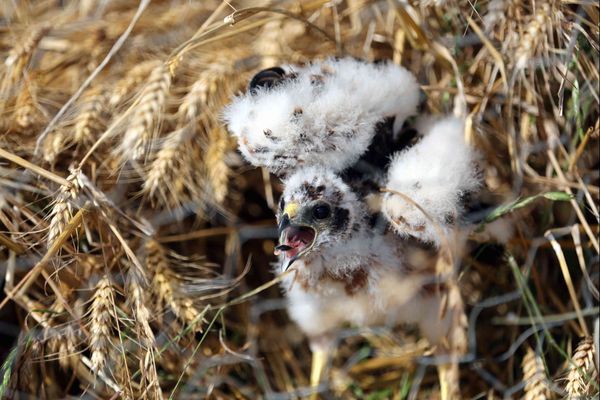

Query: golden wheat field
0 0 598 399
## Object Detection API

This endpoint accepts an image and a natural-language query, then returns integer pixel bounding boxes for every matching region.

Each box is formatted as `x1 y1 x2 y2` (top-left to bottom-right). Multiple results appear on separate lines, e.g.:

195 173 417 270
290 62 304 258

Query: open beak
274 212 317 270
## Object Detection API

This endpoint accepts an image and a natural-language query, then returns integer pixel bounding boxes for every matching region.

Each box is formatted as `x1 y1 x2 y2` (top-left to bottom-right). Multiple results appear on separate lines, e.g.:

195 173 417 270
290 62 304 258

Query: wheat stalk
565 337 599 398
522 346 552 400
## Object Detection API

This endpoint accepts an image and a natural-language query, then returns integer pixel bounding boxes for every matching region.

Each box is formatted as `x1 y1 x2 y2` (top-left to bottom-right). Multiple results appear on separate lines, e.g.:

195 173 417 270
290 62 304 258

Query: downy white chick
224 57 480 398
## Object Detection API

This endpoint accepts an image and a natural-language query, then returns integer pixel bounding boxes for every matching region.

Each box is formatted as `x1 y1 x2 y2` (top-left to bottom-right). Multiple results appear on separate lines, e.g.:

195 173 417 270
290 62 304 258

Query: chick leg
438 360 460 400
308 336 333 400
309 348 328 399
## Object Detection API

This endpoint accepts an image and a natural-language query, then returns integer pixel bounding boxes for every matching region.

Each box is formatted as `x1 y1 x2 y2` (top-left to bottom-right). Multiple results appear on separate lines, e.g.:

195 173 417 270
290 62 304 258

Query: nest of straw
0 1 598 399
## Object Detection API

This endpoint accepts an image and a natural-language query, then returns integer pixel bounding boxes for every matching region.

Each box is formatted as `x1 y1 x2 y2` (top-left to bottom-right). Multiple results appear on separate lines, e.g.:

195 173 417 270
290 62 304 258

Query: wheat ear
47 170 82 248
146 239 203 331
142 77 210 207
522 346 552 400
0 25 50 114
127 264 161 399
89 275 116 374
117 63 172 161
109 60 161 108
74 88 108 145
565 337 599 397
13 80 46 129
204 126 230 205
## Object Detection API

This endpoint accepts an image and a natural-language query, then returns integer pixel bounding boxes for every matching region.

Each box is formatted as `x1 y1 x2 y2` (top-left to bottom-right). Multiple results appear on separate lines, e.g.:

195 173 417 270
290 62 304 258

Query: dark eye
313 204 330 220
249 67 286 94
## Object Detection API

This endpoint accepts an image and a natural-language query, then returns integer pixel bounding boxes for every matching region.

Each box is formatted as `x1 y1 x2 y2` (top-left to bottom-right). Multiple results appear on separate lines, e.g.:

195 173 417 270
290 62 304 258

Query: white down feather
382 116 480 246
224 57 420 175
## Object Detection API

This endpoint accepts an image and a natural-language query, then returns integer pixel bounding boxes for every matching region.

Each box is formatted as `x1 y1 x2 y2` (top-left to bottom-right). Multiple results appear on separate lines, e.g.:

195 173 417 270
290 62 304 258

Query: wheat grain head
116 63 172 162
47 169 82 248
565 337 599 398
109 60 162 108
127 264 161 399
1 24 51 114
74 88 108 146
522 346 552 400
142 75 211 208
13 79 47 130
88 275 116 375
145 239 204 332
204 125 231 205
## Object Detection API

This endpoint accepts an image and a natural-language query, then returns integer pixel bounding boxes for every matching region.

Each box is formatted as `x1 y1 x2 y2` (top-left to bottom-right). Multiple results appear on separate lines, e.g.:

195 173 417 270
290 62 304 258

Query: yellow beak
283 202 299 219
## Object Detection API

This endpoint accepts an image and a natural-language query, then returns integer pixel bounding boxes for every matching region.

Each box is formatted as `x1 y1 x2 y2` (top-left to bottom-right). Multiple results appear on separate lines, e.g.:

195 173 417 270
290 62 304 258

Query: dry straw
0 1 597 399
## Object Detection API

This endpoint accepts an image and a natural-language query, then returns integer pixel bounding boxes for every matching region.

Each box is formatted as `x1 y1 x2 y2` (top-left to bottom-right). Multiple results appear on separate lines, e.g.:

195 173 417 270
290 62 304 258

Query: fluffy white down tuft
382 116 480 246
223 58 420 175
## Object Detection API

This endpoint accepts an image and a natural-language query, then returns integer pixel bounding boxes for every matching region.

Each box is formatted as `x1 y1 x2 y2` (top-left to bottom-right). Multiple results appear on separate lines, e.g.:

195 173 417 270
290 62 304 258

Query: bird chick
225 58 479 398
275 166 455 355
